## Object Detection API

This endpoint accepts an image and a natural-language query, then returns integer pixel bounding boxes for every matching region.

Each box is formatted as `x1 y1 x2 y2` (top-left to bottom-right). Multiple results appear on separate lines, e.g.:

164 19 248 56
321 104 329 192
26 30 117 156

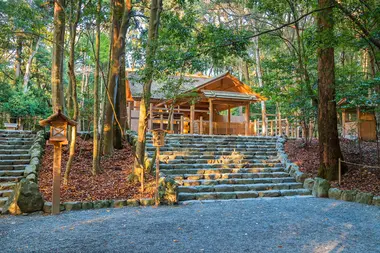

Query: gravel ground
0 197 379 253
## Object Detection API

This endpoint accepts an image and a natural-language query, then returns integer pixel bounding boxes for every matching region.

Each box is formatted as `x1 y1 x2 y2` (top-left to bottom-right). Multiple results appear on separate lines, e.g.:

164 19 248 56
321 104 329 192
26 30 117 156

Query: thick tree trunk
317 0 344 180
133 0 163 178
51 0 66 113
103 0 132 155
64 0 82 185
23 37 41 92
92 0 102 175
113 48 126 149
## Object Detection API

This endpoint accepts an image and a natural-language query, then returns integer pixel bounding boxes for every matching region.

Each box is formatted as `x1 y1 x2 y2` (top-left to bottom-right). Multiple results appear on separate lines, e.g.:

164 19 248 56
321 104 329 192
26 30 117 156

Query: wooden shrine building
126 71 267 136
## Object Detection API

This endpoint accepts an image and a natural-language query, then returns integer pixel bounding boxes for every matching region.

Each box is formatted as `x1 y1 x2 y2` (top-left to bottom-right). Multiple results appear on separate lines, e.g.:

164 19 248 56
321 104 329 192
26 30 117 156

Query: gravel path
0 197 379 253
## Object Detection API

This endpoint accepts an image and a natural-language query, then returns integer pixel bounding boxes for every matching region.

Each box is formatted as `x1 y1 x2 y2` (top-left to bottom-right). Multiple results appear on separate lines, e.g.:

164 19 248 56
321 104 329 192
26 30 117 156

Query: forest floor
38 137 155 202
285 139 380 196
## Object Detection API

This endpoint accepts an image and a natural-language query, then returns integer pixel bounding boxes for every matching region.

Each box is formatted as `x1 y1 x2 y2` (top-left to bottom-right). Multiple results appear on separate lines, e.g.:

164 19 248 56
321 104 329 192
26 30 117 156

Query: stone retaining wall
280 137 380 207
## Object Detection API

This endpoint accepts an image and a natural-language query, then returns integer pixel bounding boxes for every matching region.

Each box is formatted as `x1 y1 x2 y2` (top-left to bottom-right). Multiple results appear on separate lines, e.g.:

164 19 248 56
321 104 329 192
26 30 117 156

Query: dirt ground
285 138 380 196
39 137 154 202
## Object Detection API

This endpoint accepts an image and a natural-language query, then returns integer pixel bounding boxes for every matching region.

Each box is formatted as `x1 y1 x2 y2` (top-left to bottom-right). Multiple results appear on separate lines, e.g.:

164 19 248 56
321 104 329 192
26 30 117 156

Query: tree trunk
254 36 267 136
103 0 132 155
114 47 126 149
23 37 41 92
317 0 344 180
51 0 66 113
14 36 22 85
133 0 163 178
92 0 102 175
64 0 82 185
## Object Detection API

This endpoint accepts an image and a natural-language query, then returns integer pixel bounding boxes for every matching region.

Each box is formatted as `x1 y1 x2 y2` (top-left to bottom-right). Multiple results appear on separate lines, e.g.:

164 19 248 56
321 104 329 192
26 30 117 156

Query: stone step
0 154 30 160
0 182 17 190
0 140 34 145
178 177 297 187
179 188 311 201
161 167 285 175
172 174 294 181
146 133 278 140
147 143 277 148
0 176 23 182
0 190 13 197
0 170 25 176
0 137 34 141
159 162 283 170
0 160 30 165
147 147 278 152
0 197 8 206
162 158 281 165
0 149 30 155
0 144 33 149
0 133 35 138
158 154 278 161
152 151 278 156
178 182 303 193
0 165 27 171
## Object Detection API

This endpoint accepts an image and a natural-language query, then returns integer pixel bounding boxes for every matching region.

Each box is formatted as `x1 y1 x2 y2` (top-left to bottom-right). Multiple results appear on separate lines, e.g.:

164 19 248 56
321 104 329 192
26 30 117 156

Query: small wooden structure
40 110 77 214
338 98 377 141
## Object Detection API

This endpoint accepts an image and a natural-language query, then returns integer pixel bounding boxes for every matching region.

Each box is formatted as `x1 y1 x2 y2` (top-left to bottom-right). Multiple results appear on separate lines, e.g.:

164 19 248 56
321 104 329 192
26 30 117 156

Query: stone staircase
146 134 310 202
0 130 35 213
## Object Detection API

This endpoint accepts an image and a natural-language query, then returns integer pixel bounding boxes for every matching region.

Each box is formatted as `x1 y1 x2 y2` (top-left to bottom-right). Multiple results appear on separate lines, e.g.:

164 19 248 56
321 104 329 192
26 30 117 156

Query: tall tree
93 0 102 175
103 0 132 155
64 0 83 185
133 0 163 178
317 0 343 180
51 0 66 112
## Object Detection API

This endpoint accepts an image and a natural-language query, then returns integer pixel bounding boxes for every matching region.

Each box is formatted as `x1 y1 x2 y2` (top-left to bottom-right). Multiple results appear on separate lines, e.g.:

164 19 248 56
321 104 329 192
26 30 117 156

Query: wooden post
296 126 300 139
245 103 250 136
127 101 132 130
302 125 305 139
155 146 160 206
357 106 361 153
342 110 346 137
270 120 274 136
180 116 184 134
285 118 289 137
228 105 231 135
160 114 164 129
52 142 62 215
149 103 153 131
278 112 282 136
253 119 257 135
209 100 213 135
190 104 195 134
199 116 203 135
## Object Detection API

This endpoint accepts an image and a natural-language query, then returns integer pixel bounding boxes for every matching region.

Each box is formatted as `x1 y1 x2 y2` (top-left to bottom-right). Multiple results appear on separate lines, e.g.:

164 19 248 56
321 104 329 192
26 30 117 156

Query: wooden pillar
357 106 361 141
180 116 184 134
200 116 203 135
296 125 300 139
342 109 346 137
127 101 132 130
278 112 282 136
209 100 213 135
245 103 250 136
227 105 231 135
270 120 274 136
52 142 62 215
285 118 289 136
160 114 163 129
149 103 153 131
190 104 195 134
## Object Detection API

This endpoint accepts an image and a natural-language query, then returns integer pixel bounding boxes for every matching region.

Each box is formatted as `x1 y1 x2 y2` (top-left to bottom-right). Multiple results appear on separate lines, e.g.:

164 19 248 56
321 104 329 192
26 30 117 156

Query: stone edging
24 130 46 183
43 198 156 213
279 137 380 207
